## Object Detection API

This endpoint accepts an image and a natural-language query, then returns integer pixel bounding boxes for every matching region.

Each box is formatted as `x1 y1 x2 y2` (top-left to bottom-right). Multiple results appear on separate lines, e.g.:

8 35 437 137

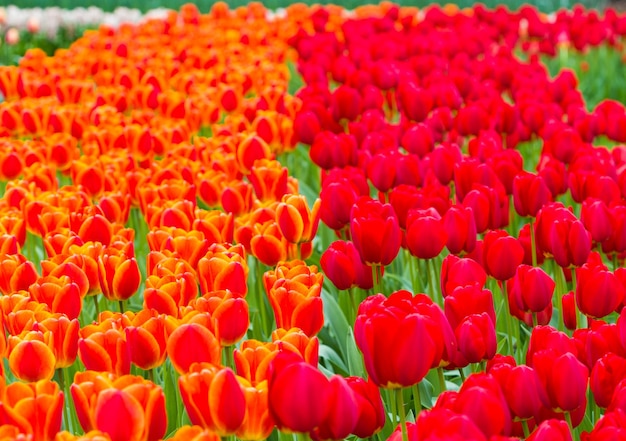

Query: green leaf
163 360 180 436
321 288 351 360
345 329 365 378
319 343 348 374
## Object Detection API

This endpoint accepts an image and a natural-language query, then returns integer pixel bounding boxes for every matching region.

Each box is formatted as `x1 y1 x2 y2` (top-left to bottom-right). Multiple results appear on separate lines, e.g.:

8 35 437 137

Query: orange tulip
248 159 289 202
264 261 324 336
71 371 167 441
234 340 280 386
0 378 63 441
187 290 250 346
98 245 141 302
276 194 321 244
28 275 83 320
193 209 234 245
167 426 220 441
221 180 255 216
197 243 248 297
1 292 50 336
78 320 131 376
272 328 320 366
125 310 174 371
54 430 113 441
0 253 38 295
40 260 90 298
250 221 288 267
166 322 221 374
143 272 199 317
7 336 56 382
237 379 274 440
179 363 246 435
70 206 114 246
32 314 80 369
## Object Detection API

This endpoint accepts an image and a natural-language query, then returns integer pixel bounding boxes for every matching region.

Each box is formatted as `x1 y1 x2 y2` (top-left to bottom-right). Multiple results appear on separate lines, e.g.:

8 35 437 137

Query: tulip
0 378 63 441
311 375 359 441
344 376 385 438
440 255 487 298
508 265 555 314
533 350 589 415
98 245 141 302
79 321 131 377
197 243 248 297
512 172 552 218
590 353 626 409
320 240 374 291
267 353 330 433
276 194 321 245
354 291 453 388
310 131 358 170
443 205 477 255
526 419 573 441
143 272 198 317
444 285 495 330
350 197 401 266
265 261 324 337
179 363 246 435
167 426 221 441
186 291 249 347
248 159 289 202
576 263 624 320
124 310 172 371
166 323 221 375
28 275 82 320
482 230 524 281
550 219 591 269
405 207 448 260
7 337 56 382
71 371 167 441
453 313 497 366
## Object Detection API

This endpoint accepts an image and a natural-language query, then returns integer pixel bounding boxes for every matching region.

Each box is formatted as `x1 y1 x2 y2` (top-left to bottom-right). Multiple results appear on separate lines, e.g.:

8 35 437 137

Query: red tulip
440 255 487 298
550 219 591 269
453 313 497 365
526 419 572 441
268 353 330 433
443 205 477 255
576 263 624 319
320 240 373 291
444 285 495 330
354 291 452 388
350 197 401 266
345 377 385 438
513 171 552 218
405 207 447 260
166 323 221 374
508 265 555 314
482 230 524 281
311 375 358 441
591 353 626 409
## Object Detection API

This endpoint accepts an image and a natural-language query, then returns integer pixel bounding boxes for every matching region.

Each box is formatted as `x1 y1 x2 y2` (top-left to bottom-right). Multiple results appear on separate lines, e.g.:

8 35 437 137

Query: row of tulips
0 1 625 441
289 2 626 441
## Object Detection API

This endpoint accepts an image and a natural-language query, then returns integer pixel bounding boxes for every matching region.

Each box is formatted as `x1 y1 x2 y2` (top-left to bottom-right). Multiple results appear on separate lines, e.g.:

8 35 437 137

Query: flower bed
0 2 626 441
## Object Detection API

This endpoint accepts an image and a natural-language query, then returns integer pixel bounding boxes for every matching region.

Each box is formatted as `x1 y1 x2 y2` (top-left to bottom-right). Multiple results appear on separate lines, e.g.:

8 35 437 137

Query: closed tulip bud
513 172 552 218
366 151 397 194
508 265 555 313
276 194 321 244
483 230 524 281
319 176 361 232
79 322 131 377
197 243 248 297
444 285 495 330
310 131 358 170
268 353 330 433
33 314 80 369
312 375 359 441
534 350 588 415
397 82 433 123
167 426 221 441
401 123 435 158
576 264 624 319
526 326 578 367
526 419 573 441
179 364 246 435
166 323 221 375
550 219 591 269
321 240 359 291
440 255 487 298
28 275 82 320
591 353 626 409
331 85 362 122
124 310 171 371
188 291 249 347
345 377 385 438
443 205 477 255
452 373 512 438
562 291 578 330
581 198 613 244
405 207 447 260
8 337 56 382
350 197 401 266
454 313 497 365
98 246 141 302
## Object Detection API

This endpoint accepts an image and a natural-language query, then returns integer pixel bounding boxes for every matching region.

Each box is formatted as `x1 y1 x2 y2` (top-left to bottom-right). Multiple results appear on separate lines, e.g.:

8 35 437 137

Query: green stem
529 218 537 267
119 300 125 314
412 383 422 414
428 258 441 307
437 367 446 393
147 368 155 383
57 368 71 433
93 295 100 319
500 282 517 361
395 389 408 441
521 419 531 438
223 345 235 370
564 411 574 434
256 260 269 339
349 287 358 325
372 264 383 295
458 368 466 382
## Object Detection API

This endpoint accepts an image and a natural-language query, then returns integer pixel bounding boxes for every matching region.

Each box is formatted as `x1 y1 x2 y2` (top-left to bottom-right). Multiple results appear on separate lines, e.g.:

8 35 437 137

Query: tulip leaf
321 288 351 362
319 343 348 374
163 360 180 436
345 329 365 378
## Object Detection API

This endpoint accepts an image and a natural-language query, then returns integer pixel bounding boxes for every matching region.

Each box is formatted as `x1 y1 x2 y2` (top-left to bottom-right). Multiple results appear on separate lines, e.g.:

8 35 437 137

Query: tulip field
2 1 626 440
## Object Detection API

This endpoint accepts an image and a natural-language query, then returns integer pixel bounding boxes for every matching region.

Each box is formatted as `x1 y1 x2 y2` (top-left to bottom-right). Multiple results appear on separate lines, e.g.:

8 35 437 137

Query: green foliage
10 0 610 14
